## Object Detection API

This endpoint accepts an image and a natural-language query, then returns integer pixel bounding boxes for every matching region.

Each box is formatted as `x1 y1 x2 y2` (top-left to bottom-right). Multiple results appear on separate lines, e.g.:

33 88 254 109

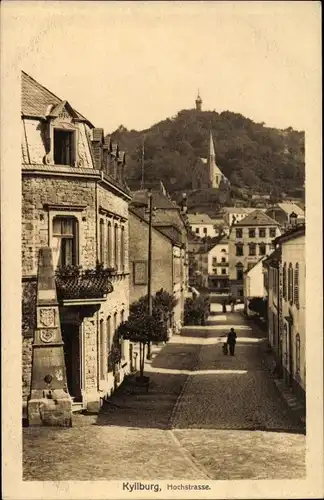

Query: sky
3 1 321 133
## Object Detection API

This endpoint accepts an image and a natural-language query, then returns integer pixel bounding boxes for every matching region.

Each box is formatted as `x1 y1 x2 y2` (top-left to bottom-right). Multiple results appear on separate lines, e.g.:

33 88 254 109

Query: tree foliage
184 295 211 326
110 110 304 199
116 289 176 377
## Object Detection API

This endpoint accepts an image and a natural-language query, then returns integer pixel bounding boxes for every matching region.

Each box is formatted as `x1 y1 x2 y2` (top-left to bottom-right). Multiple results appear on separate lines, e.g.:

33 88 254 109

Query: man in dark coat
227 328 237 356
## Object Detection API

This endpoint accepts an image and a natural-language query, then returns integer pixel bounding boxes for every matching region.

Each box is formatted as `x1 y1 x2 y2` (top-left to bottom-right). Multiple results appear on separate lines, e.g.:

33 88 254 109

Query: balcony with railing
55 264 114 306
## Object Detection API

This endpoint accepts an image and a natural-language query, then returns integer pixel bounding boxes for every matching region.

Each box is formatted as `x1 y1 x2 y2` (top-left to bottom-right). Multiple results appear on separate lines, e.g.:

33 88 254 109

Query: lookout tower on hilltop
195 91 202 112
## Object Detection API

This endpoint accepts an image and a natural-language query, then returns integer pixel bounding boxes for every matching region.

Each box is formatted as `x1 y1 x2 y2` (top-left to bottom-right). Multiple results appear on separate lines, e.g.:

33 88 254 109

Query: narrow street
23 306 305 481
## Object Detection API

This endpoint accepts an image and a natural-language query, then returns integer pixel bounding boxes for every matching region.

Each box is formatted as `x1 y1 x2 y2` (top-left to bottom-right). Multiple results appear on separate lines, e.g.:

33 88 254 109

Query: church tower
195 91 202 112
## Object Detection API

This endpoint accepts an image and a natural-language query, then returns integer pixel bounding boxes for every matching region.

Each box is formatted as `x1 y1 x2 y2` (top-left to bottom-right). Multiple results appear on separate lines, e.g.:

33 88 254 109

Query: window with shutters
294 263 300 308
288 263 293 303
283 263 287 300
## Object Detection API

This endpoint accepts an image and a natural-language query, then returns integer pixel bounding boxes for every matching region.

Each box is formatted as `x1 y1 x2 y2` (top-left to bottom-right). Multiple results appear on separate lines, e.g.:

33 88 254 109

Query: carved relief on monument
39 328 56 343
38 307 56 328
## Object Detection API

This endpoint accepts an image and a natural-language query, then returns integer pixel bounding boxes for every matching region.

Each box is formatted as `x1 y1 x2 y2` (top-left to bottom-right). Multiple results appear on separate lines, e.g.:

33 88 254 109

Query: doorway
61 323 82 402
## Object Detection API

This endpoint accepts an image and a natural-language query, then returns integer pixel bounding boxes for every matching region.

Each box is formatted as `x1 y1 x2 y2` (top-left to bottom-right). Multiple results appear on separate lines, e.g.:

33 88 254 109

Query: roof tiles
21 71 92 125
235 210 279 227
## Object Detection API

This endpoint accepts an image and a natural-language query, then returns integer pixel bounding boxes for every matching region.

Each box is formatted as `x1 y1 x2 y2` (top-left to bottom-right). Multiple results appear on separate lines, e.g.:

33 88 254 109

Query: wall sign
134 261 147 285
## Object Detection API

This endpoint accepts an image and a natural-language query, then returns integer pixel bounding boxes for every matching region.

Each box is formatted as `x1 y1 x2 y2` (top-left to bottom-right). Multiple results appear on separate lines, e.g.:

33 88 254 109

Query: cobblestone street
23 308 306 481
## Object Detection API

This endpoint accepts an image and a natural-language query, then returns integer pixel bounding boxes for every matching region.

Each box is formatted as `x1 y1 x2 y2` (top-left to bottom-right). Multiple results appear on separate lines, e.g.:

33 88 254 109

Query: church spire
195 90 202 112
209 130 216 159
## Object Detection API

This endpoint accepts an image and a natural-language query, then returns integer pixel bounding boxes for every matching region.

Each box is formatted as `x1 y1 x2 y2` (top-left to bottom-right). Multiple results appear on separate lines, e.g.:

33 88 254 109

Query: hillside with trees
109 109 305 201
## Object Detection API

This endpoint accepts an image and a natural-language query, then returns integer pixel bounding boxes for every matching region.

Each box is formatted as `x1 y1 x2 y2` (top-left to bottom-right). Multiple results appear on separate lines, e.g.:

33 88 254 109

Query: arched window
295 333 300 376
288 263 293 303
282 263 287 300
294 263 299 308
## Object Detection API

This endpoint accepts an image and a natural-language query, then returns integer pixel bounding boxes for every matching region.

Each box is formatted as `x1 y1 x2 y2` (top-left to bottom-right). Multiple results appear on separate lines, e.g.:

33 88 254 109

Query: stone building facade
129 209 173 303
21 71 132 419
228 210 281 300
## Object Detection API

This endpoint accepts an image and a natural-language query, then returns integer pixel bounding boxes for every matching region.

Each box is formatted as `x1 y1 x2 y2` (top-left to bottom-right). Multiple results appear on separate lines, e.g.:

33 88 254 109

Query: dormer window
54 129 75 165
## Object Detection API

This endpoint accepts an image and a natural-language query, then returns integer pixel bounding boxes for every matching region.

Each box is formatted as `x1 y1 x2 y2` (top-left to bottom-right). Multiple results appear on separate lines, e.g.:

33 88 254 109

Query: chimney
289 211 298 227
117 151 126 184
91 128 104 170
103 136 112 175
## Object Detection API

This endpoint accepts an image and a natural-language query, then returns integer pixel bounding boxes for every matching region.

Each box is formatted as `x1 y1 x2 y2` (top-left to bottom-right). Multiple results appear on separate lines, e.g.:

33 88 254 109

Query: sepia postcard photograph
1 1 323 499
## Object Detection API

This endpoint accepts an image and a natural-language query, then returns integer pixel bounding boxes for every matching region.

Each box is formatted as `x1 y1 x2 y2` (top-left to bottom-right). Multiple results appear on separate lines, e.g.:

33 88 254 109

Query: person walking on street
227 328 237 356
231 298 236 313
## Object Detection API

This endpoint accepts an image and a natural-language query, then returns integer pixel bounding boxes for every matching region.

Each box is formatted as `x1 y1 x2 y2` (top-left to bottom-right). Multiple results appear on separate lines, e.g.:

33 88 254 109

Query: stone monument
28 247 72 426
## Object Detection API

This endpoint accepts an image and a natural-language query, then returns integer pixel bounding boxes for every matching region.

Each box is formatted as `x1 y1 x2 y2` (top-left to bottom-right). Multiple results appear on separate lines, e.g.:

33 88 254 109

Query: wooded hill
109 109 305 200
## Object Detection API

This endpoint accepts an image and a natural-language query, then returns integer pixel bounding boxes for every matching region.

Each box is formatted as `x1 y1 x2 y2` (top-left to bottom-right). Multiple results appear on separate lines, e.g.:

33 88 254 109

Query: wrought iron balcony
55 264 114 301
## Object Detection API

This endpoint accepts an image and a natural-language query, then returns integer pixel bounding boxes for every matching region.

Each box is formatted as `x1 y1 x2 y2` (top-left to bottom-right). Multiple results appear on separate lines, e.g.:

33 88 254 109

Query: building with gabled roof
221 206 262 227
228 210 281 299
243 255 268 316
21 71 93 126
191 235 229 290
187 212 218 239
21 71 132 423
266 203 305 228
